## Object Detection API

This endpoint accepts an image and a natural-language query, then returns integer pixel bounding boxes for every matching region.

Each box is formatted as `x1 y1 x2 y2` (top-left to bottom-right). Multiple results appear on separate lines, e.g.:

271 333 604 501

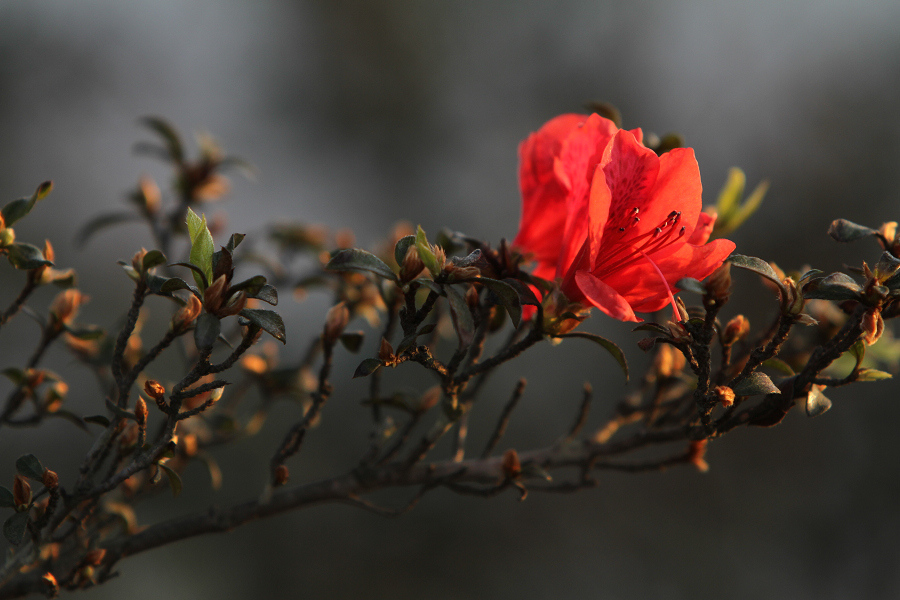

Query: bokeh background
2 1 900 599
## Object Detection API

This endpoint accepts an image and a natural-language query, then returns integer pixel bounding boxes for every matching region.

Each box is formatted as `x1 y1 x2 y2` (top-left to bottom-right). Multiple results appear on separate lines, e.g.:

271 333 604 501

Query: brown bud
13 474 32 509
42 469 59 490
173 294 202 331
216 290 247 318
134 396 148 426
84 549 106 566
49 289 88 327
862 308 884 346
377 336 395 363
688 439 709 473
704 261 732 302
399 245 425 283
722 314 750 346
203 274 229 314
464 284 479 307
323 301 350 344
131 247 148 273
274 464 290 486
714 385 736 408
42 239 55 264
417 385 441 413
144 380 166 400
40 572 59 598
180 434 198 457
502 449 522 479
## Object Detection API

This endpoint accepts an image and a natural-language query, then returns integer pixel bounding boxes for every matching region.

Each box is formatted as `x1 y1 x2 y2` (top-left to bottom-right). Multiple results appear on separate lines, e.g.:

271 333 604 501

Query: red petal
573 270 640 322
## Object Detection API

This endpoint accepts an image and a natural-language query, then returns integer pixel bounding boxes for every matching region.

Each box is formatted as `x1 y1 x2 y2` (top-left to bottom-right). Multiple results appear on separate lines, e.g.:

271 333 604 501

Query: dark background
1 1 899 599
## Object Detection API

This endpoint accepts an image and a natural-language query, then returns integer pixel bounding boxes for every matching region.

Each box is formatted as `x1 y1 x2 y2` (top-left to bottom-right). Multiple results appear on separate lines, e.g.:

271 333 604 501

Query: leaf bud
862 308 884 346
323 301 350 344
273 464 290 487
131 248 148 273
49 289 87 327
144 379 166 400
714 385 736 408
13 474 32 509
399 245 425 284
42 469 59 490
203 274 229 313
501 449 522 480
722 314 750 346
172 294 202 331
134 396 148 427
687 439 709 473
377 336 395 363
0 226 15 247
703 262 732 303
40 572 59 598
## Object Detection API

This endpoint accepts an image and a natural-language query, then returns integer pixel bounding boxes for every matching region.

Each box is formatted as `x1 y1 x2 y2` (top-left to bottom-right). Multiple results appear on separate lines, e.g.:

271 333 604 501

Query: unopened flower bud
714 385 736 408
13 474 32 509
274 464 290 486
323 301 350 344
144 380 166 400
377 337 395 362
203 274 229 314
688 439 709 473
464 284 479 307
172 294 202 331
862 308 884 346
42 469 59 490
722 314 750 346
704 262 732 303
399 245 425 283
502 449 522 479
134 396 148 426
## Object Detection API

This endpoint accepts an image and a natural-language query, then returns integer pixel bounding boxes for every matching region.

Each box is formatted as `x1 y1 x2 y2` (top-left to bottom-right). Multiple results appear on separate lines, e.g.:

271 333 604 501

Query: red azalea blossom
513 113 735 322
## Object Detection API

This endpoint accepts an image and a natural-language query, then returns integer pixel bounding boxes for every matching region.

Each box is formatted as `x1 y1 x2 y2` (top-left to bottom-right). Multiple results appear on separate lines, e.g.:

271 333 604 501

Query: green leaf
226 233 245 253
15 454 45 480
142 250 167 271
186 208 215 290
802 272 863 302
716 167 745 219
140 116 184 163
159 276 197 295
6 242 52 270
326 248 397 282
762 357 795 376
805 386 832 417
476 277 522 328
394 234 416 267
855 368 892 382
556 332 629 381
2 368 26 385
194 312 221 351
827 219 877 243
727 254 787 294
632 323 672 336
228 275 267 297
445 284 475 348
158 463 183 497
0 486 14 509
1 181 52 227
239 309 286 344
3 512 29 546
249 284 278 306
63 324 105 340
353 358 383 379
339 332 365 353
847 339 866 372
170 262 209 291
675 277 707 295
415 225 441 277
732 372 780 396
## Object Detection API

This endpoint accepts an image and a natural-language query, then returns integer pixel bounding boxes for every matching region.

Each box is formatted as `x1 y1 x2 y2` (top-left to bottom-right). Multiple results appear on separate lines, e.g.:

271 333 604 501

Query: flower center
594 208 686 278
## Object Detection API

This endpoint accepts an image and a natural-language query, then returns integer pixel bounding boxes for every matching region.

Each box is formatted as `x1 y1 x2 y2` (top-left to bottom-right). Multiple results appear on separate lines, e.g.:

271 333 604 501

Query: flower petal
573 270 640 322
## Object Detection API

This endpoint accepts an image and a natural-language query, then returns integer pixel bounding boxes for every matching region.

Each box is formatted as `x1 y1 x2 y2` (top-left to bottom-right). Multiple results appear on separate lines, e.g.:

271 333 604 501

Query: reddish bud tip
274 464 290 486
502 449 522 479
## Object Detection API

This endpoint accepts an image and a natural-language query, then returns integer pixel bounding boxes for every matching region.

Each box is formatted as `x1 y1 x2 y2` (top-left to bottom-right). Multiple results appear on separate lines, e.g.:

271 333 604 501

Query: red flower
513 114 735 322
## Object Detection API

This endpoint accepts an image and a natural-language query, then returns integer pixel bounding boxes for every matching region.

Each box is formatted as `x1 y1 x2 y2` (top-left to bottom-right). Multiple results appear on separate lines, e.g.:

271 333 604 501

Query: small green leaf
476 277 522 328
140 116 184 163
675 277 707 295
855 368 892 382
445 284 475 348
194 313 221 351
158 463 183 497
632 323 672 336
415 226 441 277
6 242 52 270
0 486 15 509
394 234 416 267
827 219 877 243
716 167 746 219
4 512 29 546
732 372 780 396
339 332 365 353
15 454 45 480
762 357 795 376
186 208 215 290
353 358 384 378
326 248 397 281
239 309 286 344
1 181 52 227
556 332 629 381
142 250 167 271
805 386 832 417
226 233 245 253
159 276 196 295
727 254 786 295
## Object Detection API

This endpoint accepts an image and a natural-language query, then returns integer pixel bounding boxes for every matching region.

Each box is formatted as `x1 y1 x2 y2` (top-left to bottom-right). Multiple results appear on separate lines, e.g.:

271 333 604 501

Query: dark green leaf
142 250 167 271
353 358 383 379
228 275 267 297
4 512 28 546
140 116 184 163
802 272 863 301
2 368 25 385
632 323 672 336
158 463 183 498
557 332 629 381
159 277 197 295
15 454 45 480
63 324 105 340
732 372 780 396
502 278 540 307
0 486 14 508
194 313 221 350
239 308 286 344
1 181 52 227
805 386 832 417
326 248 397 281
727 254 786 294
339 332 365 353
6 243 52 270
75 211 143 247
827 219 876 243
249 283 278 306
394 235 416 267
47 409 89 432
226 233 245 253
476 277 522 328
675 277 707 295
445 284 475 348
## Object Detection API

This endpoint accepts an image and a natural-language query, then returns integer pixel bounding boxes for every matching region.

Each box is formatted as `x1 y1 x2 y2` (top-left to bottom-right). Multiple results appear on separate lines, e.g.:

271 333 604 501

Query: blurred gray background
1 1 900 599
